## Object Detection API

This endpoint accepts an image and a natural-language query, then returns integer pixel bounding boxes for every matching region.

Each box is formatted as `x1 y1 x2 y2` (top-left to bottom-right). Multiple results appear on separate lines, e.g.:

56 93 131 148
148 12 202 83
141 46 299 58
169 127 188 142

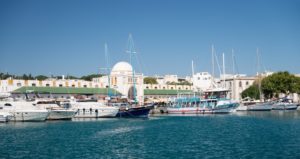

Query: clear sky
0 0 299 77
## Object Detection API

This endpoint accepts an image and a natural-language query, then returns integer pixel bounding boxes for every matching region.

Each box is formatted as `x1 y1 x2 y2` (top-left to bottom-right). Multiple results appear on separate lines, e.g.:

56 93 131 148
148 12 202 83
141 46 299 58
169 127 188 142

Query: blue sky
0 0 299 77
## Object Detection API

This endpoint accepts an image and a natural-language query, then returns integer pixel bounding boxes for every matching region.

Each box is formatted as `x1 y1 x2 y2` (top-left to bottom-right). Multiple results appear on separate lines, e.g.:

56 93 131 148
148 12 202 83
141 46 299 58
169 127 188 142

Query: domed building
95 61 144 104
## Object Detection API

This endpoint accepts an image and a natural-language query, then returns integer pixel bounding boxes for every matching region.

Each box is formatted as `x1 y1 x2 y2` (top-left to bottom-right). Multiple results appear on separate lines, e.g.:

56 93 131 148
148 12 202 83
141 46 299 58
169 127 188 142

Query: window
83 85 87 88
32 83 36 87
17 83 22 87
246 81 249 85
59 84 63 87
4 103 12 106
72 85 75 87
198 77 201 80
146 86 149 89
171 87 174 90
46 84 50 87
239 81 242 87
154 87 157 89
178 88 181 90
163 87 165 89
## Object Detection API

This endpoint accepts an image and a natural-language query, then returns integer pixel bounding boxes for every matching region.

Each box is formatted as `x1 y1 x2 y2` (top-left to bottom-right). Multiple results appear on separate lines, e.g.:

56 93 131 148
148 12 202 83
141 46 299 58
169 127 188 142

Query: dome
111 61 133 74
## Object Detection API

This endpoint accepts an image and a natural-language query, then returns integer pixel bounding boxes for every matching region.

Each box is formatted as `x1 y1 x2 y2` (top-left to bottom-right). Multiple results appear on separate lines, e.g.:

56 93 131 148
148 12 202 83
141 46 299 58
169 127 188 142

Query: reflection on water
1 110 300 158
235 110 300 120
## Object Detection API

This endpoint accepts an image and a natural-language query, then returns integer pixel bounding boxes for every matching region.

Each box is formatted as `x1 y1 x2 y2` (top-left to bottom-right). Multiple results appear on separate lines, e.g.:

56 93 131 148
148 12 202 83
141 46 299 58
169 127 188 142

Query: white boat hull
0 112 12 122
11 110 49 121
272 103 298 110
47 109 77 120
247 103 272 111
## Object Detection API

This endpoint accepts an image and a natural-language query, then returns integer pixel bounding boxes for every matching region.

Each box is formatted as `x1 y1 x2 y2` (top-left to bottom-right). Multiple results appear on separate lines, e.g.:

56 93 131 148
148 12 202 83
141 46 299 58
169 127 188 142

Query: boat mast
222 52 226 89
126 34 137 103
104 43 111 99
212 45 215 78
257 48 263 101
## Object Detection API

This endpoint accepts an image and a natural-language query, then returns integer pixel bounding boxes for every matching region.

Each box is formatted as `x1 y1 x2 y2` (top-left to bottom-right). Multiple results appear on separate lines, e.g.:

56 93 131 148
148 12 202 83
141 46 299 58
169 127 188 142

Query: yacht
35 99 77 120
72 99 119 118
0 100 49 121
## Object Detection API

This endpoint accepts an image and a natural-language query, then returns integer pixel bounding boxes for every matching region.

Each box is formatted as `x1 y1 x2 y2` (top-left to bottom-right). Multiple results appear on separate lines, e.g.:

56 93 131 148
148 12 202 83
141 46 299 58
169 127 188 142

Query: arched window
239 81 242 87
246 81 249 85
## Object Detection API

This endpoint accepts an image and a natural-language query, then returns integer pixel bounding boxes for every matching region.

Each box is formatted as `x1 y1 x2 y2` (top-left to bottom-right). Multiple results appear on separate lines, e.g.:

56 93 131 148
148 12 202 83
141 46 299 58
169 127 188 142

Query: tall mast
104 43 111 98
232 49 235 75
126 34 137 103
211 45 215 78
191 60 195 77
222 52 226 88
257 48 263 101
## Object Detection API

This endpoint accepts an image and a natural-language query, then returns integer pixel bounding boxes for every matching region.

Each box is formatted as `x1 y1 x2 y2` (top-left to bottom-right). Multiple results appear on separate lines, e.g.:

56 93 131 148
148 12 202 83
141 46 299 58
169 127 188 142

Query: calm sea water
1 111 300 159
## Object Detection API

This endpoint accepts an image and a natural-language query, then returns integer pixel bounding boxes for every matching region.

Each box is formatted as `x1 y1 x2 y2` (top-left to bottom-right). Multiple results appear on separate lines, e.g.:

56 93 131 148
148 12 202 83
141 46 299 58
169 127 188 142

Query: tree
261 71 300 98
144 77 158 84
241 84 260 100
81 74 103 81
35 75 48 80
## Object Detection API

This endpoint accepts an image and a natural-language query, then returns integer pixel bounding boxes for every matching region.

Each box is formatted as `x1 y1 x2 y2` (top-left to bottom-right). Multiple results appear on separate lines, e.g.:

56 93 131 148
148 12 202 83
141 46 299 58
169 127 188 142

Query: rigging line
214 52 222 78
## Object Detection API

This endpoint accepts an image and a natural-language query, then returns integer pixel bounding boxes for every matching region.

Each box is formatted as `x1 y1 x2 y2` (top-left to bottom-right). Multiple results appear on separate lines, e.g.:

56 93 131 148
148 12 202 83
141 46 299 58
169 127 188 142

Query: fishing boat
167 96 239 114
272 98 298 110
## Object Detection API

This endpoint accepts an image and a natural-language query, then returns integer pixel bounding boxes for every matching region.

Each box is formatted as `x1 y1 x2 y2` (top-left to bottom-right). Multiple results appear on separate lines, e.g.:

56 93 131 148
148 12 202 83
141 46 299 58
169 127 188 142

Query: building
93 61 144 104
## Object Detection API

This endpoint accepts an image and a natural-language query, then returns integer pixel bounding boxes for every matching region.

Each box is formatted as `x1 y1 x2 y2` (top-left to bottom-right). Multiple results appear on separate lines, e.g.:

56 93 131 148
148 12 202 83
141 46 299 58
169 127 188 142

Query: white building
192 72 213 91
93 61 144 104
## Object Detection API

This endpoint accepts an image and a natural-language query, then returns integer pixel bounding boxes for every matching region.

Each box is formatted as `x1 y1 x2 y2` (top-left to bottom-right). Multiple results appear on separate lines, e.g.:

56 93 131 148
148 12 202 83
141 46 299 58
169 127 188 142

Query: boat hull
47 109 77 120
74 107 119 118
11 110 49 121
247 103 272 111
116 107 151 118
272 104 298 110
0 112 12 122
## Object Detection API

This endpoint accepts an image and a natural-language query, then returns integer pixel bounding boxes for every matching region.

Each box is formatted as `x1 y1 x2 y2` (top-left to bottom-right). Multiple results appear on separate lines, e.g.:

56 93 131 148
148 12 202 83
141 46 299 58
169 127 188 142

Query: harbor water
1 111 300 159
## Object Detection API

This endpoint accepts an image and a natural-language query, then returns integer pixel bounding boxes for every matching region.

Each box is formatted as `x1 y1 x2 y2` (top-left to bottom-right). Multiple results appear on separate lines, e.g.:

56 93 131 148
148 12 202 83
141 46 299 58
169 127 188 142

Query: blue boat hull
116 106 152 118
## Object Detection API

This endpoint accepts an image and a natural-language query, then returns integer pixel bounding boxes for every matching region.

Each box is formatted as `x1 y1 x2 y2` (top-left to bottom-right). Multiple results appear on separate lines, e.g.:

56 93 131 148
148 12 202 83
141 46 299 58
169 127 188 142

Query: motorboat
72 99 119 118
35 99 77 120
0 101 49 121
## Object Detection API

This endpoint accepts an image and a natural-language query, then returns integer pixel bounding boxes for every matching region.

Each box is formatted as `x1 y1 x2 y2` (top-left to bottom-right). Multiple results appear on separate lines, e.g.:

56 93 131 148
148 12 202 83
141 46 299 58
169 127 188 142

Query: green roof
13 86 121 95
144 89 192 95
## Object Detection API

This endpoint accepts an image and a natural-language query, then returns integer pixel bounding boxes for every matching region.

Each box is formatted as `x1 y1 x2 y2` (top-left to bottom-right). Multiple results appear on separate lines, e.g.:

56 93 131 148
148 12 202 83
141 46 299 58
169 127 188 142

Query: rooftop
13 86 121 95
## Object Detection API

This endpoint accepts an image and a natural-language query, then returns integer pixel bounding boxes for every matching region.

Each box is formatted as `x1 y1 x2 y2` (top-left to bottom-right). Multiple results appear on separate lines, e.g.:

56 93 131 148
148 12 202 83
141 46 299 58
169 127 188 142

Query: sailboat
114 34 154 118
247 48 272 111
73 43 119 118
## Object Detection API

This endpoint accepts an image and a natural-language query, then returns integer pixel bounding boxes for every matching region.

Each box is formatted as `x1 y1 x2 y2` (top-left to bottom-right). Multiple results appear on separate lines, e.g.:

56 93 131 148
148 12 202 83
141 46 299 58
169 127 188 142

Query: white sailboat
247 48 272 111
